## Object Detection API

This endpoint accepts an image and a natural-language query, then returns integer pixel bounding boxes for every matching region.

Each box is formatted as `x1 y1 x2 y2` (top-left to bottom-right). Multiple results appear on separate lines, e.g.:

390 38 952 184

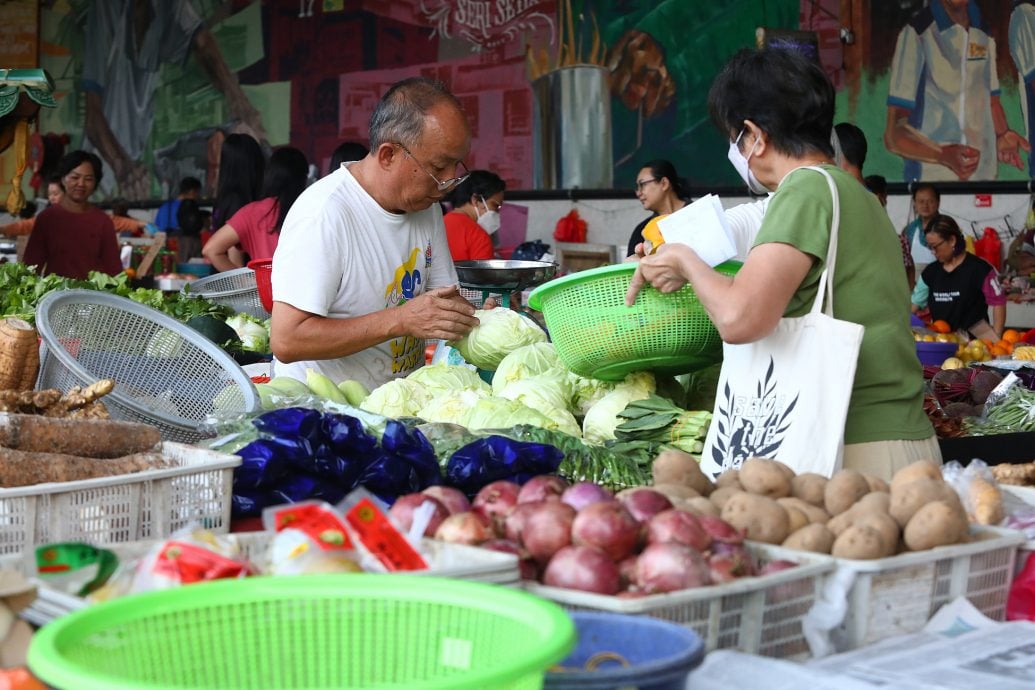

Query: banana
265 376 312 397
337 379 370 407
306 368 349 404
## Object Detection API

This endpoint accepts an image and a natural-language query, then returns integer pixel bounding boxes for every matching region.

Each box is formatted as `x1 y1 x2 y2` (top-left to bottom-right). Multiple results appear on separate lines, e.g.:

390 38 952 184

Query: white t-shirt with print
271 164 458 391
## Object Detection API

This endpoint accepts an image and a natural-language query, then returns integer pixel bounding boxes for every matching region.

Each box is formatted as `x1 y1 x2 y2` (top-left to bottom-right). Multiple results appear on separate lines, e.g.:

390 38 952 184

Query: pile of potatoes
651 451 971 559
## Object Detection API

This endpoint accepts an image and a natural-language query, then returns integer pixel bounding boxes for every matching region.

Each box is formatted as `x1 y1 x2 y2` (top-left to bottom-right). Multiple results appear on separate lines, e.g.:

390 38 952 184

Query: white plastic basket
0 442 239 557
182 267 270 319
830 526 1023 651
524 543 835 659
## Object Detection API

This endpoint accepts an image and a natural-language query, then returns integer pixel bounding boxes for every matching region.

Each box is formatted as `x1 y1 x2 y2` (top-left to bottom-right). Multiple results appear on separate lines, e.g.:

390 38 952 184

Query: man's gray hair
368 77 463 150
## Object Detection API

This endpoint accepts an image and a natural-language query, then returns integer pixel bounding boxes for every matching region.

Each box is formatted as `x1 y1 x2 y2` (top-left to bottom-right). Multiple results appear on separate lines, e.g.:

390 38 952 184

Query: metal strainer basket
181 267 270 319
35 290 259 443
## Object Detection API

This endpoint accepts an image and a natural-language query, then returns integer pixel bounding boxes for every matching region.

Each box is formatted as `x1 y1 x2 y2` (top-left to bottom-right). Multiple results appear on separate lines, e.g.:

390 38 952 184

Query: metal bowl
454 260 558 290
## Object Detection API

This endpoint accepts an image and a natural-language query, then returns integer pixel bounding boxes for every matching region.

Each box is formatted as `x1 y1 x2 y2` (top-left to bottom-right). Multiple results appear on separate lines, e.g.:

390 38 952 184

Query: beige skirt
842 436 943 481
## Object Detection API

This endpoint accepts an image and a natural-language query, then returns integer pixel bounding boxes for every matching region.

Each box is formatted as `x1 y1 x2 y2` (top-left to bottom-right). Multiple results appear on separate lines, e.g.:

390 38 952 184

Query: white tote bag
700 167 864 479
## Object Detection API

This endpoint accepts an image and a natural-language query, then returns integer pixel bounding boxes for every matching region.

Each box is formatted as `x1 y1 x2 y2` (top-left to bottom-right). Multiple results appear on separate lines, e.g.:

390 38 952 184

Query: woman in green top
626 48 938 479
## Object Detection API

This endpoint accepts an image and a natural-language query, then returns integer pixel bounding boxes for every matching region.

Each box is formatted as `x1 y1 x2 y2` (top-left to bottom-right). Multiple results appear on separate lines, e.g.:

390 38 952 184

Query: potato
739 458 792 498
783 523 835 553
777 497 830 525
852 512 900 557
651 482 701 501
684 496 720 517
720 492 791 544
890 460 942 494
652 449 715 496
709 486 742 511
824 470 871 516
904 500 968 551
864 474 890 493
790 473 828 507
783 505 809 534
826 510 856 537
889 478 956 528
770 459 796 481
716 469 742 489
832 525 887 559
851 491 891 516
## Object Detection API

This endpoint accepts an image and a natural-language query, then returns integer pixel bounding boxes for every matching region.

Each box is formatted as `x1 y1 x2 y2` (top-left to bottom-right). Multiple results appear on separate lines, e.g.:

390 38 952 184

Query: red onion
433 511 491 545
635 543 711 593
518 475 570 503
759 560 798 576
543 545 621 595
617 488 673 523
503 501 541 543
707 553 740 584
473 480 521 533
481 538 539 581
388 493 448 537
561 482 614 512
522 501 576 564
647 509 712 551
571 501 641 562
698 515 745 544
421 486 471 515
618 556 639 590
709 541 755 576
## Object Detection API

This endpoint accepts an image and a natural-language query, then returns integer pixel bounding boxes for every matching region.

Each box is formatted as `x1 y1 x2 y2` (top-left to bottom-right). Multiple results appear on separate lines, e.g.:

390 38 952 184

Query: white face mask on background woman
475 196 501 234
727 129 770 195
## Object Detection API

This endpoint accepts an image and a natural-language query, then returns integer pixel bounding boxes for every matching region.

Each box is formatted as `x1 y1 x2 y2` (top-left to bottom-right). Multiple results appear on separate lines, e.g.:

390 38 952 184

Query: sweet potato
0 448 169 488
0 413 160 459
739 457 791 498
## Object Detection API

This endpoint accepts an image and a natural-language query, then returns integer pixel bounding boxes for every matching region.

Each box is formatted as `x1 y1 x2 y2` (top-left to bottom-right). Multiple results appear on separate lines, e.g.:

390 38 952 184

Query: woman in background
210 133 265 269
627 159 689 258
443 170 505 261
204 146 309 271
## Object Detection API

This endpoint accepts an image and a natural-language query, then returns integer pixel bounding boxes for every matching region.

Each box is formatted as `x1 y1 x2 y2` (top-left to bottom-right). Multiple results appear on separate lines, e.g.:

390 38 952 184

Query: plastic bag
1008 552 1035 621
973 227 1002 271
553 209 587 242
445 435 564 495
511 239 550 261
261 501 361 576
942 459 1004 525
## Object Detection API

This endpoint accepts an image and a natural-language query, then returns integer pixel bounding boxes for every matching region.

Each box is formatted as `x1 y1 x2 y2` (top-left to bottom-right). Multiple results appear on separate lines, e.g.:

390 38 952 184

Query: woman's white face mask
727 129 770 195
475 196 501 233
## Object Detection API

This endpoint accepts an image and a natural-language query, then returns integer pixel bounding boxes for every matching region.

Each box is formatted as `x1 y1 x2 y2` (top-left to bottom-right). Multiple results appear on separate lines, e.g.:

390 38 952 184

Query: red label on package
153 542 250 584
272 503 353 551
974 194 992 207
345 498 427 572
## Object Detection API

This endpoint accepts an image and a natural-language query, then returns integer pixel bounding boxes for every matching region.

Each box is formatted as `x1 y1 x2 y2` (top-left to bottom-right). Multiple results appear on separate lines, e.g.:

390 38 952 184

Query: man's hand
400 286 480 341
938 143 981 180
625 244 694 306
117 160 151 200
996 129 1032 170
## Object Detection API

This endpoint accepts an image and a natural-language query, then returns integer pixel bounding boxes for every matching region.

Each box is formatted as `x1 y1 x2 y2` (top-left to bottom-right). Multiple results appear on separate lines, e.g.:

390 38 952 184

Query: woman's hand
625 243 695 305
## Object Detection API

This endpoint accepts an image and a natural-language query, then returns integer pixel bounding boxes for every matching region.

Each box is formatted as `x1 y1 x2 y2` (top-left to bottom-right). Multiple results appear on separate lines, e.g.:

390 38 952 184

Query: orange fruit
1003 329 1021 344
990 344 1009 357
930 320 952 334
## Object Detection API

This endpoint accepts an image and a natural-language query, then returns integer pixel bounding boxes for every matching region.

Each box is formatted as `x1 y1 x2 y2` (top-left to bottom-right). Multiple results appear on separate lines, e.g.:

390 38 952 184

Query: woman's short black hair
924 214 965 255
57 150 104 185
707 47 835 159
641 159 688 199
912 182 940 201
448 170 506 207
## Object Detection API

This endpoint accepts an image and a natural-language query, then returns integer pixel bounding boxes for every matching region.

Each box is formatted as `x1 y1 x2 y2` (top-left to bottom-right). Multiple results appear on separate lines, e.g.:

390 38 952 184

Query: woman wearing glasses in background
443 170 506 261
911 214 1006 341
269 77 482 393
626 160 690 258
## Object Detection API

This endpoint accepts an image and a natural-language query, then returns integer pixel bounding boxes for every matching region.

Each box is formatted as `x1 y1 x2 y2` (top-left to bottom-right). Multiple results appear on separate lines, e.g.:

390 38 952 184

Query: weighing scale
454 260 558 309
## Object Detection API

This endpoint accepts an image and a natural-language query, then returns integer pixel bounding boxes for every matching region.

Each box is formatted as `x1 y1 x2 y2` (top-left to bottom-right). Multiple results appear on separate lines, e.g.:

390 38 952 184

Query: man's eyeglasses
396 143 470 191
635 177 659 192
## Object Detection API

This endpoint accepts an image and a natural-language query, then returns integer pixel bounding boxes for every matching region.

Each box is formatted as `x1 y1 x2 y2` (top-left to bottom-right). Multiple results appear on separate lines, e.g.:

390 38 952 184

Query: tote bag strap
803 166 840 318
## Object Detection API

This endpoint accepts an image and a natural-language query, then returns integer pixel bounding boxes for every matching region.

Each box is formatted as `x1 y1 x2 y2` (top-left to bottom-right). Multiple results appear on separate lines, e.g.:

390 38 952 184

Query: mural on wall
28 0 1033 204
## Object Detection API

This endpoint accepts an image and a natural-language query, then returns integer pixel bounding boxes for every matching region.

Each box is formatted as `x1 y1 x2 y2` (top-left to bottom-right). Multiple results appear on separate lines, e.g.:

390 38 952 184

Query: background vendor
443 170 505 261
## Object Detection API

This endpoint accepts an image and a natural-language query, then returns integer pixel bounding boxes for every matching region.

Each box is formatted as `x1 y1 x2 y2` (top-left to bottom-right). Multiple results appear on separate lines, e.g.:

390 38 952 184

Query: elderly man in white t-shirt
270 77 480 391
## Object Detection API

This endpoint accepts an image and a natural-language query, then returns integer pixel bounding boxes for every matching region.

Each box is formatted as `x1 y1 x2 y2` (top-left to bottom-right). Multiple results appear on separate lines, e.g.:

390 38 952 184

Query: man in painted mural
269 77 480 392
1010 0 1035 175
885 0 1029 182
81 0 267 200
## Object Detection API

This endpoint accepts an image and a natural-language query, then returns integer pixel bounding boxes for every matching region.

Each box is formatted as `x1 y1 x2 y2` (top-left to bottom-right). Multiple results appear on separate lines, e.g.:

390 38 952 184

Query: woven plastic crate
35 290 259 444
524 543 834 659
182 266 270 319
527 261 741 381
830 526 1023 651
29 575 576 690
0 442 239 558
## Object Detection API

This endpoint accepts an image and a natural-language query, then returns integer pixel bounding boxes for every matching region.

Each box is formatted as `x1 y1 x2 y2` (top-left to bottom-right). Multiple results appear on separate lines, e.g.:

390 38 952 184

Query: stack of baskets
35 290 259 443
182 267 269 319
0 317 40 391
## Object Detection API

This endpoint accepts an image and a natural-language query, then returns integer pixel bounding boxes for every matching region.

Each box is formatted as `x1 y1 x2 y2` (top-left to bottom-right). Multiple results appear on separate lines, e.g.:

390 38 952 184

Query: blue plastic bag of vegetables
446 435 563 496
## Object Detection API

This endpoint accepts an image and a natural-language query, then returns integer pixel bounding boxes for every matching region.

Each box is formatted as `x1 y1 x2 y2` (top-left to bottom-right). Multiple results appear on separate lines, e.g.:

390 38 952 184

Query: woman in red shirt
203 147 309 272
443 170 505 261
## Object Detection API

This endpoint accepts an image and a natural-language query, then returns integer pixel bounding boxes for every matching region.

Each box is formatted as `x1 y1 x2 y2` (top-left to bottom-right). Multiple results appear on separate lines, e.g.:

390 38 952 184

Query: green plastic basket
28 575 576 690
527 261 742 381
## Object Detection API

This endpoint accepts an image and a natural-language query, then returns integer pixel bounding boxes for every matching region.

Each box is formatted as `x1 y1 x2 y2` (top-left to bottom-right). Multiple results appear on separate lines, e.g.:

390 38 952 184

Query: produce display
0 380 115 419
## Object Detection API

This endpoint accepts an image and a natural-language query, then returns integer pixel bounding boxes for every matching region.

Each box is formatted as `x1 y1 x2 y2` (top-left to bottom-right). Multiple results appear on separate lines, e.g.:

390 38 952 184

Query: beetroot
388 493 449 537
571 501 641 562
635 543 711 593
434 511 492 545
617 488 673 523
421 486 471 515
543 545 621 595
481 538 538 581
698 515 745 544
518 475 570 503
561 482 614 512
647 509 712 551
522 501 577 564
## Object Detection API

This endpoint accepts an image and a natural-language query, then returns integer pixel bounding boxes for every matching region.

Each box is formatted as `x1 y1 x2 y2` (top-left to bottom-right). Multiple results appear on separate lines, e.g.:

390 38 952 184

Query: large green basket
527 261 742 381
28 575 576 690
